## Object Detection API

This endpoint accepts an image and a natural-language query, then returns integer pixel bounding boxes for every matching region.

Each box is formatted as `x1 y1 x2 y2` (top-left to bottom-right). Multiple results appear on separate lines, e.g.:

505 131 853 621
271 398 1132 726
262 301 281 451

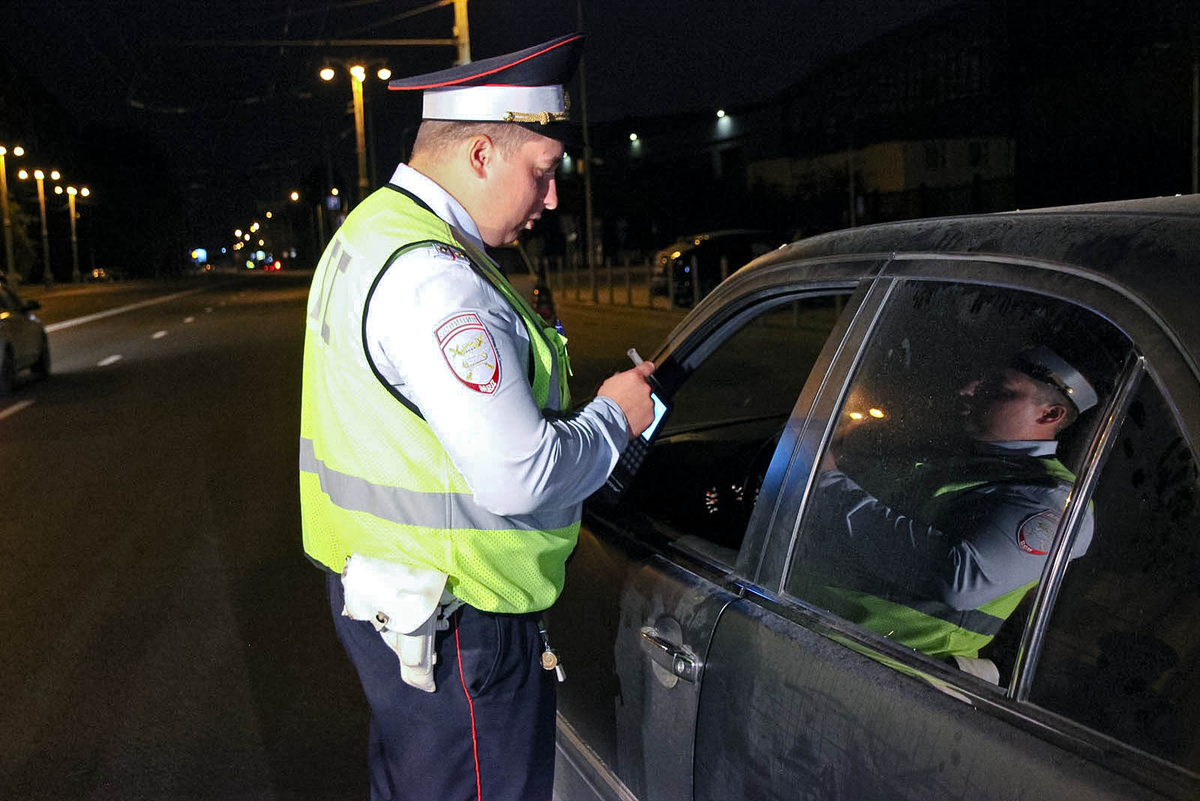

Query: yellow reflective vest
299 184 575 614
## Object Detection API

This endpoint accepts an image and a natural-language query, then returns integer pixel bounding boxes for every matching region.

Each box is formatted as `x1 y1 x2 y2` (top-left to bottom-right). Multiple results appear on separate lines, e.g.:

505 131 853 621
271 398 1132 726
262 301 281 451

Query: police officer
298 34 655 800
808 346 1098 669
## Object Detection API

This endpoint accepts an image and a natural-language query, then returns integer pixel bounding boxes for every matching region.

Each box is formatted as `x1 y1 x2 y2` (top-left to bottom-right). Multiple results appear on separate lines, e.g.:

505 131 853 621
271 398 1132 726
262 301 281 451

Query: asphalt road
0 271 683 799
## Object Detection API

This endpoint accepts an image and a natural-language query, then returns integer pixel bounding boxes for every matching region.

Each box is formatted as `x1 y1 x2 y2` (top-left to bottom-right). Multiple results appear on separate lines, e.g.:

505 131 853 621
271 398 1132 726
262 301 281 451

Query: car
548 195 1200 801
87 267 111 282
0 281 50 395
649 229 782 307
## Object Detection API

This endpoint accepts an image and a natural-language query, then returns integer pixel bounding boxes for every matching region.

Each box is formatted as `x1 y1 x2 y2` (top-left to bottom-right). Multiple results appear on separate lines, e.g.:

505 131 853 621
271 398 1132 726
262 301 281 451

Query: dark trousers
327 571 557 801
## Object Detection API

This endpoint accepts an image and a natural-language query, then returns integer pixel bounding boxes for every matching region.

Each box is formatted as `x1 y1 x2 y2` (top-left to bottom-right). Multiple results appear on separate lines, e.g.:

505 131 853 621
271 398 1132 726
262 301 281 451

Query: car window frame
611 255 888 581
757 253 1200 796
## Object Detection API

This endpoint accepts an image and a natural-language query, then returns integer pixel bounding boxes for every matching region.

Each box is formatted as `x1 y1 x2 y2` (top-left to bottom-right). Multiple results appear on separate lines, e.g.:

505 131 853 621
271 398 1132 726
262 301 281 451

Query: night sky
0 0 962 247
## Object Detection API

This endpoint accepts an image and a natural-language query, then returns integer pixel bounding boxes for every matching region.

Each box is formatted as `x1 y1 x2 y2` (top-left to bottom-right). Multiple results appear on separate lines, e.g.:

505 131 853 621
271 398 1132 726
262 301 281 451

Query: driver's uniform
806 439 1094 660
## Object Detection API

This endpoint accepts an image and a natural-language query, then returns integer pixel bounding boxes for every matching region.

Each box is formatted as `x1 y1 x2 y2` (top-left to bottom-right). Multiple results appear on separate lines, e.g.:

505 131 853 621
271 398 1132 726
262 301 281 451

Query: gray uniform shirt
812 439 1095 611
363 163 629 517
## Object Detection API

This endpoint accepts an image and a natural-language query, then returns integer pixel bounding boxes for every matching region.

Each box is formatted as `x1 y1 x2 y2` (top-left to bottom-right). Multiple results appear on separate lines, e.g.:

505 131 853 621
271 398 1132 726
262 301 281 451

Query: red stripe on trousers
455 615 483 801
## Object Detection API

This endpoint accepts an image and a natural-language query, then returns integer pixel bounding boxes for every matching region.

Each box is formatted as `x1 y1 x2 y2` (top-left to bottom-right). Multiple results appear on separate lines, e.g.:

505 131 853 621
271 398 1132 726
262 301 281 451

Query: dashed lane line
0 399 35 420
152 330 168 339
97 354 123 367
43 286 213 333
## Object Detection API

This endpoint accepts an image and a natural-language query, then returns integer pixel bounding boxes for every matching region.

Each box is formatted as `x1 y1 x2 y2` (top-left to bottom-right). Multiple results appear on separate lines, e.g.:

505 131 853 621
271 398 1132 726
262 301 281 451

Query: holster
340 554 462 693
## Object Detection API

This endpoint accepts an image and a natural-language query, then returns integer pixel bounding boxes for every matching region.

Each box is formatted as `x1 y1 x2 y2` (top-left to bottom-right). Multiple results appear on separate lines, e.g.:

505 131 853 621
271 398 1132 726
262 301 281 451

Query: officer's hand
597 361 656 440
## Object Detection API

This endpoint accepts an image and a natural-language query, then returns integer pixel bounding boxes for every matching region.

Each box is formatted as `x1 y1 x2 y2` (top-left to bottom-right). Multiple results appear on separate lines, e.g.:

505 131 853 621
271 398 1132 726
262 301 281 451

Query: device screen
641 392 668 441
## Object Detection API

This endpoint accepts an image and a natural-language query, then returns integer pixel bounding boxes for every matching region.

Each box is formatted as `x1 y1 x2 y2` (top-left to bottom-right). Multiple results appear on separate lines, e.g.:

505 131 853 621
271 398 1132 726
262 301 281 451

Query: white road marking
0 399 35 420
97 354 123 367
44 286 211 332
184 316 195 323
204 307 213 313
152 330 168 339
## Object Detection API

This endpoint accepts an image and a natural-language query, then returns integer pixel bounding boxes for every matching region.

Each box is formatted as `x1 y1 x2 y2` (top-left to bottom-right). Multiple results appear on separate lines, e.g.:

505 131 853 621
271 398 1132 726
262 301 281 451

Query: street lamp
320 60 389 205
63 186 88 283
19 167 59 287
0 144 24 285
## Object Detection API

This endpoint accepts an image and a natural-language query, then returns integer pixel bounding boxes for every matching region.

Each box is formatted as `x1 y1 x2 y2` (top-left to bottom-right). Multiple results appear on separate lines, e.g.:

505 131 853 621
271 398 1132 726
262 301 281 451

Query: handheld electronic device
599 388 670 502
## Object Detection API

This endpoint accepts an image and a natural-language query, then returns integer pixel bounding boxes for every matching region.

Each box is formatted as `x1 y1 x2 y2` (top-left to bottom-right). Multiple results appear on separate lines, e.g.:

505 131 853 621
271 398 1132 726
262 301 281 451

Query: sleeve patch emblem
436 312 501 395
1017 510 1058 555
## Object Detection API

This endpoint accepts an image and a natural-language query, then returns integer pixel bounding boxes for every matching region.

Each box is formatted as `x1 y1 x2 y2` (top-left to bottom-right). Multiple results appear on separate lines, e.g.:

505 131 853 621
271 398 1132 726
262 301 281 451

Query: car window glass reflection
1030 378 1200 772
621 295 848 558
787 281 1130 686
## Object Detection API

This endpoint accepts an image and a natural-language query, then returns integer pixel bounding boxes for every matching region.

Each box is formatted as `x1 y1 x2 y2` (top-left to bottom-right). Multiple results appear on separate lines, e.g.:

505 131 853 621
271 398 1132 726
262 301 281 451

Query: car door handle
640 626 700 683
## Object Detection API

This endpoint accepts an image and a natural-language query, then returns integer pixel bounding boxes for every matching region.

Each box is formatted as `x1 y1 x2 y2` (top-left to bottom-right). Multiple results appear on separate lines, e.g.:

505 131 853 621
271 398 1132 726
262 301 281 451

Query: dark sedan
549 196 1200 801
649 229 782 308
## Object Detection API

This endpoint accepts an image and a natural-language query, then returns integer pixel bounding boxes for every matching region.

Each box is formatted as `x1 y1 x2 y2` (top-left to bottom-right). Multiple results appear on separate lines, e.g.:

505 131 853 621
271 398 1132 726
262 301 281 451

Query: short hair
411 120 544 160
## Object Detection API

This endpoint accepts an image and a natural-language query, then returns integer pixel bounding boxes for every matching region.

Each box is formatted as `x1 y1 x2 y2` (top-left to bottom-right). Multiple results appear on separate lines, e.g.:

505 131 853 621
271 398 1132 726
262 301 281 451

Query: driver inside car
803 345 1099 673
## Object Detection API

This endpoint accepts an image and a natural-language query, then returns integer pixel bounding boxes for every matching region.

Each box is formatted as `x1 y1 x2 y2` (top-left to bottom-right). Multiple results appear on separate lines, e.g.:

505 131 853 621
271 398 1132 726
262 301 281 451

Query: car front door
549 274 867 801
693 262 1199 800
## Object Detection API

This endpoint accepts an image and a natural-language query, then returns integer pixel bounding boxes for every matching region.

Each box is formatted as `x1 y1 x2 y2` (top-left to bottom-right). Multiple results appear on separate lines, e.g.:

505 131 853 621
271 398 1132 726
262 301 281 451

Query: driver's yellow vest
815 457 1077 660
299 185 575 614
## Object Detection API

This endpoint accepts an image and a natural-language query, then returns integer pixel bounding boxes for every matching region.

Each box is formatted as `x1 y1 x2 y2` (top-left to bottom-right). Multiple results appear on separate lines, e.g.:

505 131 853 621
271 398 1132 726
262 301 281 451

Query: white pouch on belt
341 554 452 693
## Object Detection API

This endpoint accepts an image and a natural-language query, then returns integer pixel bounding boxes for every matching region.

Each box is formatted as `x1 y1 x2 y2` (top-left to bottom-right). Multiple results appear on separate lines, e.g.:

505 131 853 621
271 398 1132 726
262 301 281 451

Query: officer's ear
1038 403 1067 427
466 134 496 179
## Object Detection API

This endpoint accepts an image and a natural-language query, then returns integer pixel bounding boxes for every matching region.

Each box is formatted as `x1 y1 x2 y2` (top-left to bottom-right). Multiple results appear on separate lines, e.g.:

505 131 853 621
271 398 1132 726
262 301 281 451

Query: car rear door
548 260 877 800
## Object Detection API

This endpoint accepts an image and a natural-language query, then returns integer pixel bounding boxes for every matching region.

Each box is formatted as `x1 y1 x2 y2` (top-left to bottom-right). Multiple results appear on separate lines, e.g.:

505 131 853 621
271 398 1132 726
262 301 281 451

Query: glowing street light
0 144 24 285
320 60 389 205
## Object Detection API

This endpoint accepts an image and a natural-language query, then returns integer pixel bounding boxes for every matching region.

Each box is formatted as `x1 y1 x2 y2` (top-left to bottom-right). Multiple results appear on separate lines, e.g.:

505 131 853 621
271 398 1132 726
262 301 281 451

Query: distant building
571 0 1196 256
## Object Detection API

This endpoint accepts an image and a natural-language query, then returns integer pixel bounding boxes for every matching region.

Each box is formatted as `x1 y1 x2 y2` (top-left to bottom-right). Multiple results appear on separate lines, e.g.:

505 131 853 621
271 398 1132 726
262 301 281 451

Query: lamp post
20 168 58 287
63 186 88 283
0 144 23 285
320 61 391 206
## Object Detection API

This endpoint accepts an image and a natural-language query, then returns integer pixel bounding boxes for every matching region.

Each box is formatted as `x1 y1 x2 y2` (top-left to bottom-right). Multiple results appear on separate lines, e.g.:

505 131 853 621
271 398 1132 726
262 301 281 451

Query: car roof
759 194 1200 355
684 229 776 242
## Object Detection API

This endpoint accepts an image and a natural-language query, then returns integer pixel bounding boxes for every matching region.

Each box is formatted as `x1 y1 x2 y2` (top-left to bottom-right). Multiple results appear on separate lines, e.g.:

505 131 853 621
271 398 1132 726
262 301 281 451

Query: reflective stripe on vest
816 580 1035 660
299 437 578 533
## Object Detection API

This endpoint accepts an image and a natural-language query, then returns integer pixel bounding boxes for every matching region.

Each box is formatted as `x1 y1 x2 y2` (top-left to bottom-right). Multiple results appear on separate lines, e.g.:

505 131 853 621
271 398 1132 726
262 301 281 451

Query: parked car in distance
487 240 558 327
549 195 1200 801
0 280 50 394
650 229 782 307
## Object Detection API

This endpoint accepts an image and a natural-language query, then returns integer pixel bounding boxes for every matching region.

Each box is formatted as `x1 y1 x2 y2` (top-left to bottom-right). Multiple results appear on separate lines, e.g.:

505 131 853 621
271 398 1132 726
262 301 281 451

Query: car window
1029 376 1200 772
785 280 1131 685
621 294 848 557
